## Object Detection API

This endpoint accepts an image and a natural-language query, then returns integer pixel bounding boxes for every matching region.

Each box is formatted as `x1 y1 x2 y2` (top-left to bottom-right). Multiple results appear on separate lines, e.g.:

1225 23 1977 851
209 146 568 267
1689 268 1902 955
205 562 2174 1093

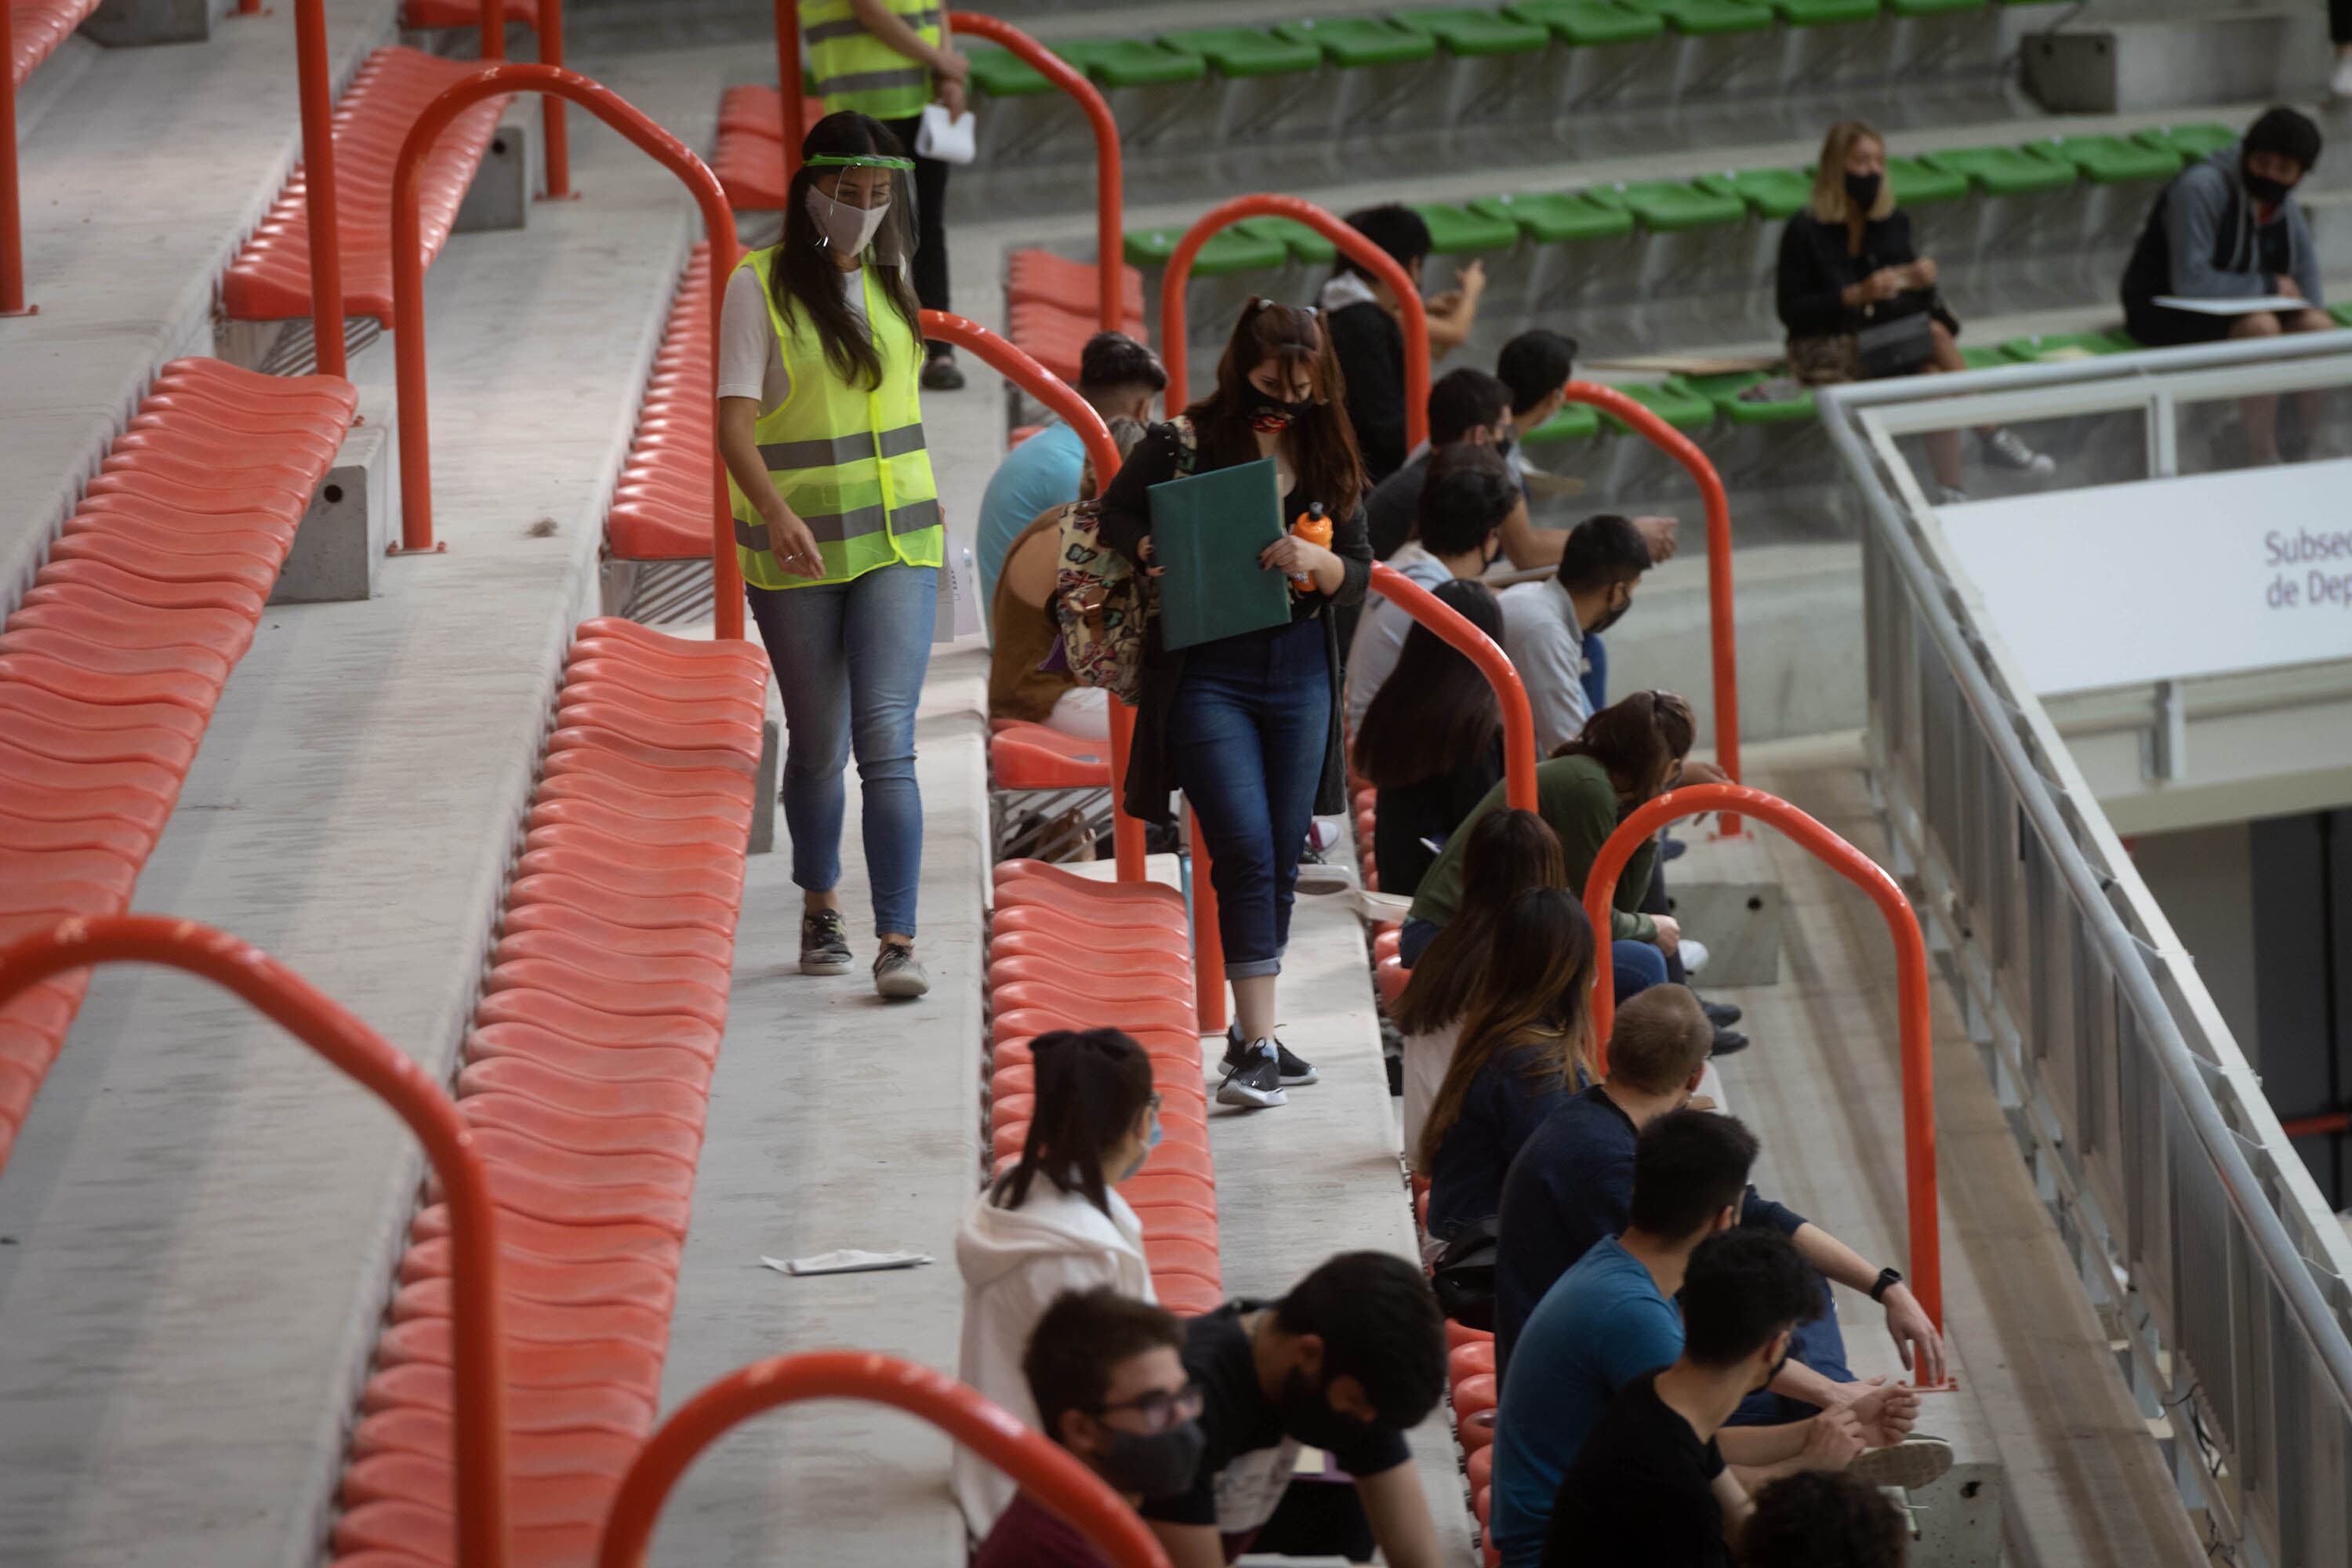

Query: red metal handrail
1557 382 1741 833
1160 194 1428 443
921 309 1145 884
390 64 747 639
1 2 25 313
0 915 511 1566
1582 783 1940 1333
292 0 349 376
768 7 1124 332
596 1351 1173 1566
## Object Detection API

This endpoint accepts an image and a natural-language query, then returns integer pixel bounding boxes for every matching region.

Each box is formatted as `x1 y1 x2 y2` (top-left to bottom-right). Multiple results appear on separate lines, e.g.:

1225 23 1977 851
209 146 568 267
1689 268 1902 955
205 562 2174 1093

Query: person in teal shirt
975 332 1164 640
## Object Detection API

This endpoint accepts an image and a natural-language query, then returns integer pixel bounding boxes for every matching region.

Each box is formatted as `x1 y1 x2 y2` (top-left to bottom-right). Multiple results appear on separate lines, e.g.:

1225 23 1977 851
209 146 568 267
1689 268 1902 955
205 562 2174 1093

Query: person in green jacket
1401 691 1723 1004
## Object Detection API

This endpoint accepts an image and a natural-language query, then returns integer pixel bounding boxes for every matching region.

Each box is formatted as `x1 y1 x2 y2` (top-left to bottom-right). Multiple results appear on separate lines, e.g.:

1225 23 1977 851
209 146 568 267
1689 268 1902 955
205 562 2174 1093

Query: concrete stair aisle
0 107 700 1566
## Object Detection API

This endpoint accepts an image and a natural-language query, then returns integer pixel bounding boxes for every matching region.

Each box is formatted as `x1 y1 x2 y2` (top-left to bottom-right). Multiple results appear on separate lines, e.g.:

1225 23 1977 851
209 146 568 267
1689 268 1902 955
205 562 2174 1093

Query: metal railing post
1556 382 1739 829
0 916 511 1567
1583 783 1941 1337
477 0 504 59
538 0 571 198
389 64 746 641
774 0 804 186
0 0 22 315
1160 195 1428 440
294 0 349 377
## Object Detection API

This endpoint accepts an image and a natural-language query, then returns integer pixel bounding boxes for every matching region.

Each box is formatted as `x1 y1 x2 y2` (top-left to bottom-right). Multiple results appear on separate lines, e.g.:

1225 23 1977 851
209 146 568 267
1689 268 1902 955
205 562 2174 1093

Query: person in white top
1499 515 1661 758
1344 444 1519 736
954 1028 1163 1536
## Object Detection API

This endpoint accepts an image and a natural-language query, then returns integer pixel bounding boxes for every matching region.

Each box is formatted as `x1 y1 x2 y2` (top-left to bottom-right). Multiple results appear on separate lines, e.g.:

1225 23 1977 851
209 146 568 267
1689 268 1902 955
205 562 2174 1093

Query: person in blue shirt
1490 1110 1929 1568
975 332 1166 640
1492 985 1947 1415
1418 887 1595 1243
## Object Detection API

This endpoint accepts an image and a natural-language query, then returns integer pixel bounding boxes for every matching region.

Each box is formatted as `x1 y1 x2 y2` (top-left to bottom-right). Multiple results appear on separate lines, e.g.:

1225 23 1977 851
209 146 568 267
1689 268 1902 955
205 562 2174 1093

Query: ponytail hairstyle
771 110 925 390
1392 808 1567 1036
990 1028 1156 1216
1554 689 1695 800
1414 887 1596 1174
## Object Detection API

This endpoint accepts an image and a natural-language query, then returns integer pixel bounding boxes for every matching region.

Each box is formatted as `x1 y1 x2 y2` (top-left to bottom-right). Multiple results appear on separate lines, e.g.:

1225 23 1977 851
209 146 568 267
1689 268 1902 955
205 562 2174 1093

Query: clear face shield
803 152 918 268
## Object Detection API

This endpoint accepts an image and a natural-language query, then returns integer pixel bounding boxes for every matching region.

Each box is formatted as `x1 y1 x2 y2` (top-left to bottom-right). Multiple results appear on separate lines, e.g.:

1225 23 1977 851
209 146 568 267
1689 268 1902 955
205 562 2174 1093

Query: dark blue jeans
1167 618 1330 978
1581 630 1608 714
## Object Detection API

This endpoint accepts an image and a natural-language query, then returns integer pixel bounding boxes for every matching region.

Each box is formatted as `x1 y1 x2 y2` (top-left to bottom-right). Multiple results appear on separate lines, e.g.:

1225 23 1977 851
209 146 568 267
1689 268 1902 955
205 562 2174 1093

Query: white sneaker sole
874 967 930 999
1851 1436 1955 1491
1216 1080 1287 1109
800 954 853 976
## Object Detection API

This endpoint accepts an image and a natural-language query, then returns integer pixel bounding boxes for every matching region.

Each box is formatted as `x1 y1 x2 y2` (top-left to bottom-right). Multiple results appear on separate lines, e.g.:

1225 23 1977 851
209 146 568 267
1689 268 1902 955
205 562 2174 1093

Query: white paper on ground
915 103 977 165
2151 294 2308 316
764 1249 935 1276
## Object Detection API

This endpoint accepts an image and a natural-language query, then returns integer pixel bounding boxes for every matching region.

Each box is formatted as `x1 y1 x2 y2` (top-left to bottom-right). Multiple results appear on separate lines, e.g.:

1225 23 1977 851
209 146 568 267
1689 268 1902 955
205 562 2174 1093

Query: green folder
1149 457 1293 651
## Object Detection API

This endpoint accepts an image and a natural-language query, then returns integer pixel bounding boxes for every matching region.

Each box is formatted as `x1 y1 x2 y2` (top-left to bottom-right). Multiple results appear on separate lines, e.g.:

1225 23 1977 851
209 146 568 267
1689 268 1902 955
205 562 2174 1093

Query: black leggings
881 114 952 352
2337 0 2351 45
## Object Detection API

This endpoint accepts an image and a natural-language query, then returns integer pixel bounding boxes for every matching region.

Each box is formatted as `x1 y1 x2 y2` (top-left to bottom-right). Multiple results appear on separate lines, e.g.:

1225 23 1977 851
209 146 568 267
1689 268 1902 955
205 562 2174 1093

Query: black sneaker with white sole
1216 1039 1287 1109
873 940 930 1000
800 909 852 975
1224 1023 1316 1085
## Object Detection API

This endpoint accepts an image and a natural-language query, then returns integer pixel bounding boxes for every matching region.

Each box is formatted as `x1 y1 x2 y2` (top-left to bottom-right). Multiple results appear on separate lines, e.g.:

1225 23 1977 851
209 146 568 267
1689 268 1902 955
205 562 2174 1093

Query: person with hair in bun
954 1028 1163 1534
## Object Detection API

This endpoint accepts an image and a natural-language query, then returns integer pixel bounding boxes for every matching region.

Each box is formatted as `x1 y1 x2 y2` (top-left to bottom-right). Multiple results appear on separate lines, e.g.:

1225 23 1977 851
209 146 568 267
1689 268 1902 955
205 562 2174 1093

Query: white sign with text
1937 458 2352 695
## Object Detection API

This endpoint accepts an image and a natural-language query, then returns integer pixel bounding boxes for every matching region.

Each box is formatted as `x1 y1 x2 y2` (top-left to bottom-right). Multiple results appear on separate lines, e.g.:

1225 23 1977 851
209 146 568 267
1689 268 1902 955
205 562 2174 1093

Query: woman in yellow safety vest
717 111 942 1001
801 0 969 390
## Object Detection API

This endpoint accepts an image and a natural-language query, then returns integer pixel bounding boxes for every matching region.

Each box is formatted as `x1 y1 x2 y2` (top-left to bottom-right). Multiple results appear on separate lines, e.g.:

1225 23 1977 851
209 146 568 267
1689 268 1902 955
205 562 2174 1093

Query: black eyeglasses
1093 1381 1205 1433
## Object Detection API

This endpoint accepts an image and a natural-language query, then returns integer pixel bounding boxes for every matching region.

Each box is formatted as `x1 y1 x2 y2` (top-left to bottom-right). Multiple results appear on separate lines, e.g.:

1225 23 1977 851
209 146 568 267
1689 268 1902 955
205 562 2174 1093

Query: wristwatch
1869 1266 1904 1303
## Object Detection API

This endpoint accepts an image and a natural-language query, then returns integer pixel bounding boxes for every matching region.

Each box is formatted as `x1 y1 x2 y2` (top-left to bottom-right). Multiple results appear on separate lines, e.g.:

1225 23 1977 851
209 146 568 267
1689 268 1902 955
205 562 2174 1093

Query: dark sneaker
1225 1024 1316 1086
800 909 852 975
1709 1026 1751 1058
1700 998 1743 1029
920 354 965 391
873 940 929 1000
1851 1436 1955 1491
1216 1039 1287 1109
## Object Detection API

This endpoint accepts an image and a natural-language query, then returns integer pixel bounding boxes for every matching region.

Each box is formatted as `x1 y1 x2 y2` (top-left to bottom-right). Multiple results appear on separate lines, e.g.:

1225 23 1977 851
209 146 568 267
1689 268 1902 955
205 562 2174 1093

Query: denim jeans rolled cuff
1398 916 1442 970
1612 938 1668 999
746 564 938 938
1225 948 1286 981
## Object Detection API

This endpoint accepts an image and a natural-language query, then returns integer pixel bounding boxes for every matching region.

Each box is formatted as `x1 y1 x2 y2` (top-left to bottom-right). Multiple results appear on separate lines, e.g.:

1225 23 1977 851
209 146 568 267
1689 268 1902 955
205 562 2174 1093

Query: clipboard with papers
1147 456 1294 652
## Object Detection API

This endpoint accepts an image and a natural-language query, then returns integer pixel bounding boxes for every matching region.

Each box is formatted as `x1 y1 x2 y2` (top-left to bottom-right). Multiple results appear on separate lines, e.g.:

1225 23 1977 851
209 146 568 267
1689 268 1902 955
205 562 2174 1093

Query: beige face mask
805 186 891 256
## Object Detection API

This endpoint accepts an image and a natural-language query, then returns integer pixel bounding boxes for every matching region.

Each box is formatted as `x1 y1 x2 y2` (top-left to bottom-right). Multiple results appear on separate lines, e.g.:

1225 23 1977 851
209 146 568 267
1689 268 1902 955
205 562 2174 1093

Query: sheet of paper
2151 294 2308 316
762 1249 934 1276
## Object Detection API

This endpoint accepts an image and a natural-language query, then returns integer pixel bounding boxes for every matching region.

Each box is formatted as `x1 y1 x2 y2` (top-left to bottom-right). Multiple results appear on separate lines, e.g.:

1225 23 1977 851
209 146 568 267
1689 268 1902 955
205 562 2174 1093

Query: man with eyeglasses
977 1287 1207 1567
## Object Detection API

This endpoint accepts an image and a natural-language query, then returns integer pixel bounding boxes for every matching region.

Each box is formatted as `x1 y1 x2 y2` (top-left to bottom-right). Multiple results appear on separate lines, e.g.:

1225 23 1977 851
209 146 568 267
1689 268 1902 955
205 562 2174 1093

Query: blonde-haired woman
1776 119 2049 503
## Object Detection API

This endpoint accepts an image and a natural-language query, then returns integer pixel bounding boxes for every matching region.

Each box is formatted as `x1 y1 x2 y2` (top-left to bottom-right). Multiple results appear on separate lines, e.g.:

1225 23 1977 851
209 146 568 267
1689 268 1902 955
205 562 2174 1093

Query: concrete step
0 119 695 1564
2023 7 2335 114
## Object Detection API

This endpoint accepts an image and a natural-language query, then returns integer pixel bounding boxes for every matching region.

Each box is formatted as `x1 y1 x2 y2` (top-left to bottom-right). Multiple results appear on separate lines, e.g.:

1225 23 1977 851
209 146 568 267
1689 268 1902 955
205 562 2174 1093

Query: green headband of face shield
806 152 916 171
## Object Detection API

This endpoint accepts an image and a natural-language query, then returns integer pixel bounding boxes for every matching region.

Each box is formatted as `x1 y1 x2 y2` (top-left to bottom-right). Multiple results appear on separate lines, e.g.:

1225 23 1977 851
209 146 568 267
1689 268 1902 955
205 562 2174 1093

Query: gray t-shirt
717 263 868 416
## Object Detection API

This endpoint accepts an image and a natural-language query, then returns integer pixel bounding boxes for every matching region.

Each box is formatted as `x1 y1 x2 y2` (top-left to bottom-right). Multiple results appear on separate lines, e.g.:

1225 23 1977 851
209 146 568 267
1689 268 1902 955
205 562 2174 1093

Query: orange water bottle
1288 502 1331 593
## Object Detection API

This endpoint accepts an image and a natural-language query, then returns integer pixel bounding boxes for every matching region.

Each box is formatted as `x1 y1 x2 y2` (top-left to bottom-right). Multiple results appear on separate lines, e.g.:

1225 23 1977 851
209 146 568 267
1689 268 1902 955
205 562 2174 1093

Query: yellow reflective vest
802 0 942 122
730 246 942 592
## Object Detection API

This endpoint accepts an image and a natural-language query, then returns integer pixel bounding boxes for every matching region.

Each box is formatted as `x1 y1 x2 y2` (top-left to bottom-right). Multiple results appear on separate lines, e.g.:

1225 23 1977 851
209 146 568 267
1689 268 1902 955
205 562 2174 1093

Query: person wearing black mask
2122 106 2332 465
976 1288 1207 1568
1139 1252 1450 1568
1096 299 1376 1111
1777 120 2051 505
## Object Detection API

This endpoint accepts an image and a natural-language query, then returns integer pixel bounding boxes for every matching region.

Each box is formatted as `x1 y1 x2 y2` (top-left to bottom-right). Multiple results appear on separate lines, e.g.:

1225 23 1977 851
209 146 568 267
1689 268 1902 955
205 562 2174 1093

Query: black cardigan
1775 209 1954 340
1095 421 1374 826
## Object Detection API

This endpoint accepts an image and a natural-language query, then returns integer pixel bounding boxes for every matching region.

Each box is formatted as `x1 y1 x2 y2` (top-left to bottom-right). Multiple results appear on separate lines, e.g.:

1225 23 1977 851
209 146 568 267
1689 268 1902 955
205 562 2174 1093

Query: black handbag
1429 1214 1502 1331
1855 293 1937 379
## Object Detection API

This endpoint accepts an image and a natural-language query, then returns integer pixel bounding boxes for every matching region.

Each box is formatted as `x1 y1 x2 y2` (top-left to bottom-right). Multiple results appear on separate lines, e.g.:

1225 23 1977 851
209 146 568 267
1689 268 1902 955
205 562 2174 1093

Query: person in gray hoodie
955 1029 1163 1537
2122 107 2333 463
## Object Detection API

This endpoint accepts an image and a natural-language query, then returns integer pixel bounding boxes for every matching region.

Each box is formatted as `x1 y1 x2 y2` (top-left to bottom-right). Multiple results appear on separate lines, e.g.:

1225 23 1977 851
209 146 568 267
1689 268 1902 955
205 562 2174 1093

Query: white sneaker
1306 818 1345 855
1679 938 1710 976
1929 483 1969 507
1978 426 2055 477
1851 1435 1956 1491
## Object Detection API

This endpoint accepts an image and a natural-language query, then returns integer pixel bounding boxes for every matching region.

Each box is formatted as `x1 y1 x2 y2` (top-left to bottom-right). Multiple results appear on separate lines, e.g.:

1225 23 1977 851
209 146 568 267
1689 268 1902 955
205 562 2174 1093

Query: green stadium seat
1887 154 1969 207
1392 6 1554 54
1413 200 1523 255
1234 216 1336 267
1613 0 1776 36
1695 167 1813 221
1958 344 2009 369
1684 369 1817 424
1272 16 1438 65
1886 0 1984 14
1588 179 1748 232
1504 0 1667 45
1764 0 1879 24
1160 26 1323 78
2024 133 2182 185
1123 225 1287 278
1058 39 1207 89
1922 144 2078 197
1468 191 1636 244
2332 303 2352 328
1523 401 1603 445
1998 329 2136 362
1599 379 1716 434
2132 123 2238 163
964 43 1052 99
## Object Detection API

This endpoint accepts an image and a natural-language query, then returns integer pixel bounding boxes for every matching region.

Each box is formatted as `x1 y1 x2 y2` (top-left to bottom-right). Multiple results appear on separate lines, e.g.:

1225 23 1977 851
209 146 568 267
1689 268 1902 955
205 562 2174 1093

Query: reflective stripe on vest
802 0 942 121
729 247 942 592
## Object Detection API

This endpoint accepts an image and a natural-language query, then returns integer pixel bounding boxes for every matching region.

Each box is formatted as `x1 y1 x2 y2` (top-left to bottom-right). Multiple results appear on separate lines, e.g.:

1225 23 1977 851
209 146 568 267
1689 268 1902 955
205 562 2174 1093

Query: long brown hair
1393 809 1566 1036
771 111 925 390
1352 578 1503 789
1186 298 1366 521
1555 690 1695 799
1415 887 1597 1174
990 1029 1154 1217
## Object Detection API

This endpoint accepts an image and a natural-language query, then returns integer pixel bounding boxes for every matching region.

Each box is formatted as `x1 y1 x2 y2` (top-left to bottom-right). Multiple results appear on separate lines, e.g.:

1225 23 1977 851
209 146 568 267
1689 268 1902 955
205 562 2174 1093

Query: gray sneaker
1850 1435 1955 1491
800 909 852 975
873 940 930 1000
1978 426 2054 477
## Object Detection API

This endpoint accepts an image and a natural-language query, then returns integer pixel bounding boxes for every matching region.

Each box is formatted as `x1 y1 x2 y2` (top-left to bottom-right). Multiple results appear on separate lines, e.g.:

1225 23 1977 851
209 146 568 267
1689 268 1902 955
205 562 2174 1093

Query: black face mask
1278 1370 1383 1454
1843 171 1882 213
1583 583 1632 637
1091 1418 1207 1501
2241 163 2293 207
1243 384 1309 434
